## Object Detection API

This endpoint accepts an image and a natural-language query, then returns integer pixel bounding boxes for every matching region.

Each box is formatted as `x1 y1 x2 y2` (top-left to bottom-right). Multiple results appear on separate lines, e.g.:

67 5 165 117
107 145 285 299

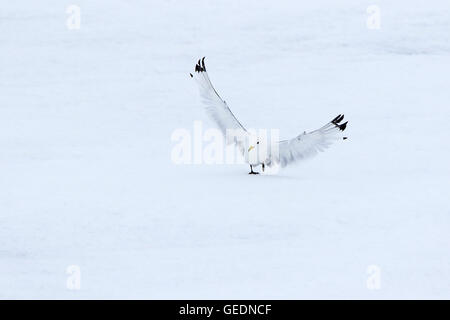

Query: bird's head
248 140 260 152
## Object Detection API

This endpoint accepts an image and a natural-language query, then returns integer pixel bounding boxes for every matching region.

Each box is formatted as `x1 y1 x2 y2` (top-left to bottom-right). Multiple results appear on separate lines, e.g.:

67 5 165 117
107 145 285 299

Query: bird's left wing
266 114 348 167
190 58 248 153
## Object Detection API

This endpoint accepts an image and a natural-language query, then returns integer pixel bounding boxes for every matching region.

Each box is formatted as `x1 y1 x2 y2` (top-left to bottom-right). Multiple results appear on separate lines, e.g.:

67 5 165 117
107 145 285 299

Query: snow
1 0 449 299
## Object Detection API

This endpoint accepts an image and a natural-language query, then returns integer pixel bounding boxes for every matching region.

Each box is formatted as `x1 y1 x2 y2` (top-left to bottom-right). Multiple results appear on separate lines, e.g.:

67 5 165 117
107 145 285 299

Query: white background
0 0 449 298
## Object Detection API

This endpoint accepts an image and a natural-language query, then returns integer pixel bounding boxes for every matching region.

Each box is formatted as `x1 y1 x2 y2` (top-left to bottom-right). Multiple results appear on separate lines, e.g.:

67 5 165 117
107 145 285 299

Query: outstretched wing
267 114 348 167
190 58 248 150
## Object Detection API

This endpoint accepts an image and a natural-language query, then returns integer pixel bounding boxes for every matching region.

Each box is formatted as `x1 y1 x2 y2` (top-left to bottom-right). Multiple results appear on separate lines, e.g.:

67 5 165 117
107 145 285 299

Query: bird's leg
248 165 259 175
262 163 265 172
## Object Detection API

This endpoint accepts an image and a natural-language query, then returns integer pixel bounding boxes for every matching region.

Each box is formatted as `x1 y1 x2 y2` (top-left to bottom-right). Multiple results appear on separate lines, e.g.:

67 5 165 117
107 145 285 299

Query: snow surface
1 0 449 299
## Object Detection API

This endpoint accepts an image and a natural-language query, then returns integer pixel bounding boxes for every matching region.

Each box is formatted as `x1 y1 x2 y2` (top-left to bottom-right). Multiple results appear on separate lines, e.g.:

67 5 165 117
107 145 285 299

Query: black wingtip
189 73 193 78
331 114 341 123
201 57 206 70
195 57 206 73
332 114 345 125
343 137 348 140
339 121 348 131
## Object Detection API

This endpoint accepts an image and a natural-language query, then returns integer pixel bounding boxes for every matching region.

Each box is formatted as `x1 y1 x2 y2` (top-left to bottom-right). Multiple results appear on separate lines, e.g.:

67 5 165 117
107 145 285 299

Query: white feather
191 58 248 155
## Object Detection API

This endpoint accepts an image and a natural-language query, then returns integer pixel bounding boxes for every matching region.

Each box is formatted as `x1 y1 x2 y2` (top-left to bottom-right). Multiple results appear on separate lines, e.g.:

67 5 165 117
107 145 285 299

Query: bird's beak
248 146 255 152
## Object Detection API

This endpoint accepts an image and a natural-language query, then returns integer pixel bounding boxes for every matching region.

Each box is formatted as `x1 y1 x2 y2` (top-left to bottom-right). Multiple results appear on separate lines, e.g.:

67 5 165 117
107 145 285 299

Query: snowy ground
1 0 449 299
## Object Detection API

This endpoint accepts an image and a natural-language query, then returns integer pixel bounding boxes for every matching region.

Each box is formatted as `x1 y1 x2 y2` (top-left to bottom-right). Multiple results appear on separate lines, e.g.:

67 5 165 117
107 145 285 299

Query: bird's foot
249 165 259 174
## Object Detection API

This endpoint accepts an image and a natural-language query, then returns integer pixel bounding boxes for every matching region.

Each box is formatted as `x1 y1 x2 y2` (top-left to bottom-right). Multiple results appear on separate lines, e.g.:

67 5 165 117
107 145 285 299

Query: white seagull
190 57 348 174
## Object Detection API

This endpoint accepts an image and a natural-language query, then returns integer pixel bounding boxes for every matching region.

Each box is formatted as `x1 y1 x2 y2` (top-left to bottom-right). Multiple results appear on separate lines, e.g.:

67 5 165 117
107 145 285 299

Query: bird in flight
190 57 348 174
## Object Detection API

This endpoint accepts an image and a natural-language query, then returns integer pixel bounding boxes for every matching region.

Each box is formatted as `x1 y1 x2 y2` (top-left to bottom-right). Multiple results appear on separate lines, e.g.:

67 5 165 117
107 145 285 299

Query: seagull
190 57 348 174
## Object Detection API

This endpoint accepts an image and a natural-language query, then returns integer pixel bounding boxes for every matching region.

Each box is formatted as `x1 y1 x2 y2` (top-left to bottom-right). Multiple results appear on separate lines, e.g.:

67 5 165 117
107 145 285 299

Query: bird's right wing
191 58 248 153
266 114 348 167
